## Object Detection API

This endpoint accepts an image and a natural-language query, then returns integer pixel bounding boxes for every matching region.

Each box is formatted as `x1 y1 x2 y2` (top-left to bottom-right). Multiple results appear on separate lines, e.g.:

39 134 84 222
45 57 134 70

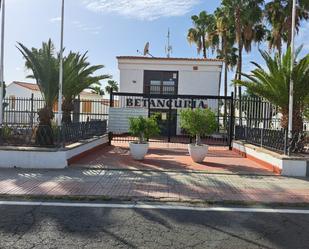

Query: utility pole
57 0 64 126
288 0 297 143
0 0 5 125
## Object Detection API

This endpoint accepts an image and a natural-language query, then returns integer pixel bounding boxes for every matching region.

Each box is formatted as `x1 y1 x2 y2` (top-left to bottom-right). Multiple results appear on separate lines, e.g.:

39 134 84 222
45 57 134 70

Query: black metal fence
0 120 107 148
3 95 109 125
235 126 287 152
233 96 309 154
109 91 234 148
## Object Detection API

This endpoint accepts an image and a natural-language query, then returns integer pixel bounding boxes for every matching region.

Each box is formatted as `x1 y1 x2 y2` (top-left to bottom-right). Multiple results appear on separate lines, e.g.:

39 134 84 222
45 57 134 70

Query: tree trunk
36 106 54 146
195 134 201 146
281 107 303 132
202 35 207 58
62 100 74 124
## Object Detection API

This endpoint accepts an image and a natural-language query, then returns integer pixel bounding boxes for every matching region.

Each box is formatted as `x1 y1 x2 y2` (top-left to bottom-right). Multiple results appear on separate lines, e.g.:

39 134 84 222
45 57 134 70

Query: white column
288 0 297 139
57 0 64 126
0 0 5 125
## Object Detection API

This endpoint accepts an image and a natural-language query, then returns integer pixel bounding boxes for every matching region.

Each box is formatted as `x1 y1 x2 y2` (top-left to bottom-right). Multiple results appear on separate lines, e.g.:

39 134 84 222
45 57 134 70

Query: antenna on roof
165 28 172 58
137 42 154 57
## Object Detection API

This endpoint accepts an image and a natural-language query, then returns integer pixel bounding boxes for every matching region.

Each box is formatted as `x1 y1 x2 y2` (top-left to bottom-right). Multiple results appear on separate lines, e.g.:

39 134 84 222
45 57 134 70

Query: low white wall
0 149 67 169
109 108 148 133
233 141 308 177
232 141 283 170
0 135 108 169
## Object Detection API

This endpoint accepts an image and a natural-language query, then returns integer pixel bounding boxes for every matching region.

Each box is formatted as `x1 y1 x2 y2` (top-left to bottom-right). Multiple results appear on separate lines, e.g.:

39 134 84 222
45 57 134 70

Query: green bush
180 108 218 145
1 125 12 140
129 116 160 144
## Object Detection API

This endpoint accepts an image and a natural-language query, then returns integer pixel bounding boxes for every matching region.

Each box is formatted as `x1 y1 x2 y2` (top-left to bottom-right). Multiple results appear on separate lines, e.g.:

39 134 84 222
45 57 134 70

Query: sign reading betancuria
125 98 209 109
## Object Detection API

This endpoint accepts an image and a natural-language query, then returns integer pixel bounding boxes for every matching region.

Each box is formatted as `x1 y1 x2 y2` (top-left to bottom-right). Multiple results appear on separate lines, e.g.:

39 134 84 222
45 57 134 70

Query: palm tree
235 48 309 132
105 80 119 94
17 39 59 145
215 9 237 93
221 0 266 98
62 52 110 123
91 86 105 96
265 0 309 52
187 11 218 58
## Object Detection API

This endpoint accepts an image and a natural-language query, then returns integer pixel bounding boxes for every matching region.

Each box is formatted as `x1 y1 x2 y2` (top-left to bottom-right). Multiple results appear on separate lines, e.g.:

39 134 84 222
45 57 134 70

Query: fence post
189 97 194 144
260 124 263 148
73 95 80 123
284 129 288 155
148 94 151 118
30 93 34 127
167 98 172 143
239 88 242 126
108 131 113 146
228 92 234 150
109 88 114 107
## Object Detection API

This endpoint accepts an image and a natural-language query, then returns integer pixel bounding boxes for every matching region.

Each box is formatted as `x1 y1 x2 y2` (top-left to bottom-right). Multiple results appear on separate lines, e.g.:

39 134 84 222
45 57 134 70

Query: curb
0 194 309 208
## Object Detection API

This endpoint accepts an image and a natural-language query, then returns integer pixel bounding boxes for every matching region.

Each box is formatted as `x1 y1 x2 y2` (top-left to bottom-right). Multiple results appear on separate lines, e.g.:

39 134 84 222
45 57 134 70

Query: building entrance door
150 109 177 137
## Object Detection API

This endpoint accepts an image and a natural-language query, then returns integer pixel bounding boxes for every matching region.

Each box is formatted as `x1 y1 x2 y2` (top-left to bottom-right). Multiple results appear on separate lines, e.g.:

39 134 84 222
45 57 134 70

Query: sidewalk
0 168 308 205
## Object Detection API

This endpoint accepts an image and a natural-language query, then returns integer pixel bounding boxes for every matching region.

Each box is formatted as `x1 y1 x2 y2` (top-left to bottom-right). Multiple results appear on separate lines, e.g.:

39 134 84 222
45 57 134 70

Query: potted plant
180 108 217 163
128 115 160 160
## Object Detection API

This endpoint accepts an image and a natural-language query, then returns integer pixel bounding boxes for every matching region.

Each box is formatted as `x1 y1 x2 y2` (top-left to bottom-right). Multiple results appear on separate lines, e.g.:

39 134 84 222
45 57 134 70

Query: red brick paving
0 168 308 204
72 142 276 175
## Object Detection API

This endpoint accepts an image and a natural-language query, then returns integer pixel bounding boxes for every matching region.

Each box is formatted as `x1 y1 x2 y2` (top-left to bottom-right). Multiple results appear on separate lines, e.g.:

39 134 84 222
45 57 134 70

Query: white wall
6 83 35 98
109 108 148 133
232 141 308 177
118 58 223 96
0 135 109 169
178 71 220 95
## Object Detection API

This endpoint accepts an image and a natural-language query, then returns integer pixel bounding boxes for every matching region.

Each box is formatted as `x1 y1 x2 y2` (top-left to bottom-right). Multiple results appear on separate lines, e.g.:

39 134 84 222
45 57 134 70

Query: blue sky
4 0 309 95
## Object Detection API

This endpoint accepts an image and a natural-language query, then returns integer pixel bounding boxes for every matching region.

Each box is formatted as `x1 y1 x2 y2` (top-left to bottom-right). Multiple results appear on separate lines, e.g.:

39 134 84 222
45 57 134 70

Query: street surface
0 202 308 249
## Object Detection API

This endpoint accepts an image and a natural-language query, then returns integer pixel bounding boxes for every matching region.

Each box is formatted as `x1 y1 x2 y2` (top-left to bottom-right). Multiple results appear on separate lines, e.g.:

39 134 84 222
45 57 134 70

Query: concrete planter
188 144 208 163
129 142 149 160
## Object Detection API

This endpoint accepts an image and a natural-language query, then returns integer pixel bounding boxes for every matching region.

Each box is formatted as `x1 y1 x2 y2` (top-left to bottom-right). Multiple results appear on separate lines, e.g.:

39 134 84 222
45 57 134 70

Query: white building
117 56 223 95
5 81 108 124
109 56 223 135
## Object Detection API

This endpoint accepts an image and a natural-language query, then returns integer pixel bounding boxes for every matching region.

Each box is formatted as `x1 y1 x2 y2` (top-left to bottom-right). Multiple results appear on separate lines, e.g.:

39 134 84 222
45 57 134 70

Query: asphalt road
0 203 309 249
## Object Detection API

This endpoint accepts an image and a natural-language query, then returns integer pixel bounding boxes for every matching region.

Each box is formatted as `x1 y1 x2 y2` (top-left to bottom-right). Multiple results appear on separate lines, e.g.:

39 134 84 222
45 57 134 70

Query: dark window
144 70 178 95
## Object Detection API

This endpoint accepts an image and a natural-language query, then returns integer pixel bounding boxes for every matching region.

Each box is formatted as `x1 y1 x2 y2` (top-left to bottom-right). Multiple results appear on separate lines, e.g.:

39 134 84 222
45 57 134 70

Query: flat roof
117 56 223 62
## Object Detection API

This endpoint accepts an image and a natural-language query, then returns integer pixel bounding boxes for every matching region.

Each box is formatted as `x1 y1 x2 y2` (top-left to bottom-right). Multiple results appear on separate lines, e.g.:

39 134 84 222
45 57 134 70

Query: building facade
109 56 223 135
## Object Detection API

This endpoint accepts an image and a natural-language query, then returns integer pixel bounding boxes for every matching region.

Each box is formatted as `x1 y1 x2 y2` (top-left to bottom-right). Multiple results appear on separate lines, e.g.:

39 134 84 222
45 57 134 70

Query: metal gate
108 91 234 148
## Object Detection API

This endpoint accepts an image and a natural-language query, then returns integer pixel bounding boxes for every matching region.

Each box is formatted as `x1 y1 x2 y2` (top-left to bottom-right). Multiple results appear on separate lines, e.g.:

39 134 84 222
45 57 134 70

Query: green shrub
180 108 218 145
1 125 12 140
129 116 160 144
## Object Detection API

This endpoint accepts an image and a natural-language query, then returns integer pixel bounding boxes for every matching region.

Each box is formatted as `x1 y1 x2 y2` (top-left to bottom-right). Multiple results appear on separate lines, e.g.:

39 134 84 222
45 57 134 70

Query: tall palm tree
17 39 59 145
221 0 266 98
265 0 309 52
214 7 238 94
62 51 110 123
105 80 119 94
235 48 309 132
187 11 218 58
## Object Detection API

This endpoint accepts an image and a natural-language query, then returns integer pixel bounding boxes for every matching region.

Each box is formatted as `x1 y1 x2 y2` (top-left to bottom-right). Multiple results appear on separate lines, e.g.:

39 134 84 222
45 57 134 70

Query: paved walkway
72 144 276 175
0 168 308 204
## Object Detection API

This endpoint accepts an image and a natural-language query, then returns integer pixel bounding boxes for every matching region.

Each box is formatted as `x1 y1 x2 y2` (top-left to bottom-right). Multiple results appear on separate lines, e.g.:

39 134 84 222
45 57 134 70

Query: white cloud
49 17 61 23
71 21 102 35
82 0 200 21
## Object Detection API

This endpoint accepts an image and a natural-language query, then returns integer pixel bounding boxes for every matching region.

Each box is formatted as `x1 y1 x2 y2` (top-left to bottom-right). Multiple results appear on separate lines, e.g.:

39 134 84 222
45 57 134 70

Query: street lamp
57 0 65 126
0 0 5 125
288 0 297 146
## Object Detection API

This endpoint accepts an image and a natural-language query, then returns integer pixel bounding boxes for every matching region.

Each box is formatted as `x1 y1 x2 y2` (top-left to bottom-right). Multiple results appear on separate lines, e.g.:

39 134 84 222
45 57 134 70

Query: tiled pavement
73 144 276 175
0 168 308 204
